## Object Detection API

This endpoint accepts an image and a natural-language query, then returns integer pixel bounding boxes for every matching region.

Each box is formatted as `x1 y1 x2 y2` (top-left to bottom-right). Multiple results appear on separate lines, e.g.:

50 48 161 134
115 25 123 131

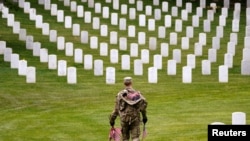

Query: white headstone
141 49 149 64
160 43 169 57
145 5 152 16
49 30 57 42
90 36 98 49
100 42 108 56
149 37 157 50
18 60 27 76
134 59 143 75
77 5 84 18
130 43 138 57
57 36 65 50
129 8 136 20
224 53 233 68
119 37 127 50
230 33 238 45
26 35 34 50
111 13 118 25
241 60 250 75
29 8 36 21
216 26 224 38
0 41 6 55
194 42 203 56
227 42 236 56
153 54 162 69
11 53 19 69
232 19 239 32
212 37 220 50
181 9 188 21
203 20 211 32
219 65 228 82
40 48 48 63
44 0 50 10
110 49 119 64
139 14 146 27
158 26 166 39
92 17 100 29
70 1 77 12
208 48 217 63
94 59 103 76
4 48 12 62
74 48 83 63
171 6 178 17
154 9 161 20
202 60 211 75
199 33 207 46
173 49 181 63
148 67 157 83
100 25 108 36
119 18 127 30
200 0 206 8
72 24 80 36
19 28 27 41
170 32 178 45
65 16 72 28
51 4 57 16
26 67 36 83
182 66 192 83
84 54 93 70
106 67 115 84
113 0 119 10
167 60 177 75
110 31 118 44
67 67 77 84
219 15 226 26
137 1 143 11
232 112 246 125
102 7 109 19
33 42 41 56
162 2 168 12
121 55 130 70
58 60 67 76
81 31 89 44
138 32 146 45
187 54 196 69
121 4 128 15
164 15 172 27
192 15 199 27
186 26 194 38
181 37 189 50
148 19 155 31
128 25 136 37
42 23 50 35
6 13 14 27
175 19 182 32
48 54 57 70
57 10 64 22
84 11 91 23
65 42 73 56
94 3 101 13
13 22 21 34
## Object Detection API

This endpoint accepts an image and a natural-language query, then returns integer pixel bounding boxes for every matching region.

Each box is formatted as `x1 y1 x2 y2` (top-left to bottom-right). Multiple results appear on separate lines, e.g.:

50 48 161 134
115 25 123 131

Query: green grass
0 0 250 141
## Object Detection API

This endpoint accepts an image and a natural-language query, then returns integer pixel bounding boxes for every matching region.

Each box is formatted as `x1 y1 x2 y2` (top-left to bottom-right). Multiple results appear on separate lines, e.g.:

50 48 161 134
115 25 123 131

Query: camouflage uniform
109 87 148 141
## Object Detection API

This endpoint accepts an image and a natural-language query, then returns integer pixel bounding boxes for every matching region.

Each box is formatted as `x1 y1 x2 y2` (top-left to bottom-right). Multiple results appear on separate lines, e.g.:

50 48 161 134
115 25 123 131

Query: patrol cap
123 76 132 83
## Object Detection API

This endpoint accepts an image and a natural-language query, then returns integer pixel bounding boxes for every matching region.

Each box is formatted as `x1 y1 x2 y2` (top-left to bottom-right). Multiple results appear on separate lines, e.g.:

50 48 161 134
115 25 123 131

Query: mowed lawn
0 0 250 141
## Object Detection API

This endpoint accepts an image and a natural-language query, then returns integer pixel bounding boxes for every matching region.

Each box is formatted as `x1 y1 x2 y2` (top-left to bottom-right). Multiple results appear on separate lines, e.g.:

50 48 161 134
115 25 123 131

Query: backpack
118 90 145 123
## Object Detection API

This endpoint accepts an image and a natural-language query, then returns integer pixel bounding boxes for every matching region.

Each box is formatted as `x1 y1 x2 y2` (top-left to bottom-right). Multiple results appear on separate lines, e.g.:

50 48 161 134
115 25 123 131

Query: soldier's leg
130 120 140 141
121 122 130 141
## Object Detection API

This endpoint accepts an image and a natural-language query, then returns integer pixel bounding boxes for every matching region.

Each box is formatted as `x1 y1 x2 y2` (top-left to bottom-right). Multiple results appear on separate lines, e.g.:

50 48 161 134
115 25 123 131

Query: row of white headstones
0 0 250 84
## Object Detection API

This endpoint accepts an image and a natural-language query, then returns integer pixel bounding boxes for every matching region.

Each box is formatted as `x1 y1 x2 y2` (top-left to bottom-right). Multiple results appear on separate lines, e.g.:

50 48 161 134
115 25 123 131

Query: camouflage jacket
110 87 147 124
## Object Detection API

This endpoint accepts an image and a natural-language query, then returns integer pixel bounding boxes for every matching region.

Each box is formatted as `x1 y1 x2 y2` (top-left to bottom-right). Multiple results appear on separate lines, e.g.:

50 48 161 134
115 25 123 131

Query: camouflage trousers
120 119 140 141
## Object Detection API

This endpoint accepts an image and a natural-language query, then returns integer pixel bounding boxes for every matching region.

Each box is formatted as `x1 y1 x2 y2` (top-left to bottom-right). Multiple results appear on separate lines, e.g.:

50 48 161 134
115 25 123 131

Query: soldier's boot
132 138 140 141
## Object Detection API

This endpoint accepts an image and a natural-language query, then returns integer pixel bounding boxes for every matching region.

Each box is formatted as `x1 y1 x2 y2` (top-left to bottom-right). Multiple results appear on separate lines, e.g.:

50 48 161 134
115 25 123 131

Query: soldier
109 77 148 141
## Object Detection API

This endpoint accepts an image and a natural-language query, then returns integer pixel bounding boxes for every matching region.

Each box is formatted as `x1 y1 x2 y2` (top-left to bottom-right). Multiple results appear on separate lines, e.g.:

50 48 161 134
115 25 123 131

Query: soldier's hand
110 120 115 126
143 118 147 124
